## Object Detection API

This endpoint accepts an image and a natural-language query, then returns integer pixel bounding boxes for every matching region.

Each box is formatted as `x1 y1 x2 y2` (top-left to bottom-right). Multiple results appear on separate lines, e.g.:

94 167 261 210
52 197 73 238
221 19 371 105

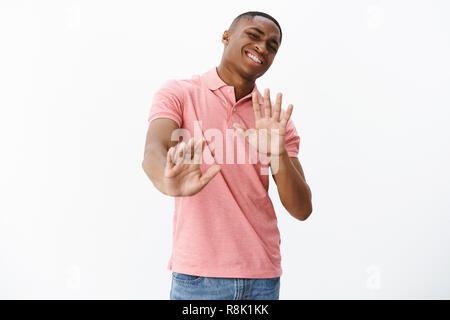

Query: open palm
233 88 293 157
163 138 221 197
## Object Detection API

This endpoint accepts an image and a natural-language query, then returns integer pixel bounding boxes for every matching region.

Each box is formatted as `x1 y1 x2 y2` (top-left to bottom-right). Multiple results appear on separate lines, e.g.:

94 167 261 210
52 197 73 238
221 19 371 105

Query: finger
199 164 221 186
199 138 207 154
252 91 261 121
190 137 197 160
166 146 175 169
178 141 186 160
280 104 294 127
193 138 205 164
185 137 195 161
171 143 179 164
202 138 207 150
273 92 282 122
264 88 271 118
174 141 186 164
179 137 194 164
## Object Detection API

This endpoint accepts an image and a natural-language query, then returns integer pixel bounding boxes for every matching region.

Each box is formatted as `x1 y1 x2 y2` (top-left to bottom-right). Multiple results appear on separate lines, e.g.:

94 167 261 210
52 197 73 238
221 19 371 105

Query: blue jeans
170 272 280 300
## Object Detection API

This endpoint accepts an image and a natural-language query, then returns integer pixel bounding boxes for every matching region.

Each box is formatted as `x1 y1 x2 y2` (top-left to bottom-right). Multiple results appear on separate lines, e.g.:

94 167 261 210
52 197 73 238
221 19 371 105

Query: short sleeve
284 115 300 157
147 79 184 127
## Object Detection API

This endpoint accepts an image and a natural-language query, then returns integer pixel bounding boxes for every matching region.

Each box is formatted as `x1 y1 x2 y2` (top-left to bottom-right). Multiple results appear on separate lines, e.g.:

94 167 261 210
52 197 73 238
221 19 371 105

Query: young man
142 11 312 300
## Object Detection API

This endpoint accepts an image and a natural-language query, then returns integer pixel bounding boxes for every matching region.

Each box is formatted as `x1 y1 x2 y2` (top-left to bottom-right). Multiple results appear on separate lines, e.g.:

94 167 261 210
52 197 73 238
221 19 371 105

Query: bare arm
142 118 178 194
232 88 312 221
141 118 221 196
272 155 313 221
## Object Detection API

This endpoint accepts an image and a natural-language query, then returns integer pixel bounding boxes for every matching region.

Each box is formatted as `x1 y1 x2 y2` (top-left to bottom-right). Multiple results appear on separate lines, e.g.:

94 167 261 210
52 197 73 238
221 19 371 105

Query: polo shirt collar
204 67 262 99
204 67 228 91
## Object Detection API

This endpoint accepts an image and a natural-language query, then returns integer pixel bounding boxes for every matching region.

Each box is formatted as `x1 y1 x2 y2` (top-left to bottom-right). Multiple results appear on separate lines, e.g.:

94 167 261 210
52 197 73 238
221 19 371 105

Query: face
222 16 281 79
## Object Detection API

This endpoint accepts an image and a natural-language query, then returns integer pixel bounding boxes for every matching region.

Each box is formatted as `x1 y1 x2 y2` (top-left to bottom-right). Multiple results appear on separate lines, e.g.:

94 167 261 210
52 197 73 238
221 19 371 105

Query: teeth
247 52 262 64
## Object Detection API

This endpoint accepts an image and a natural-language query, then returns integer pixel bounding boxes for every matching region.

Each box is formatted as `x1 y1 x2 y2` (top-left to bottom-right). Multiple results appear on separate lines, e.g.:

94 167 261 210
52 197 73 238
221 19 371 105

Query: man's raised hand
163 137 221 197
233 88 293 157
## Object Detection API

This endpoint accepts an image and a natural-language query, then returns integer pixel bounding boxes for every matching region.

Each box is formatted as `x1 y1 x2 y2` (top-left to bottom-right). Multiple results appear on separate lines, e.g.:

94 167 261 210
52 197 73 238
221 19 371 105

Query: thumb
199 164 221 186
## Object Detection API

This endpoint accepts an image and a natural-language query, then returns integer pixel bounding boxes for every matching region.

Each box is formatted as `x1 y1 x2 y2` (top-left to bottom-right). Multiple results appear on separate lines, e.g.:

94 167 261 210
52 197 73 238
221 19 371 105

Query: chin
240 62 266 78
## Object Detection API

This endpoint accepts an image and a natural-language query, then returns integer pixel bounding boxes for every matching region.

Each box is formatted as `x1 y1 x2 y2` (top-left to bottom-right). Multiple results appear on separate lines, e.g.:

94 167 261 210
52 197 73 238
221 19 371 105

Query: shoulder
160 72 203 96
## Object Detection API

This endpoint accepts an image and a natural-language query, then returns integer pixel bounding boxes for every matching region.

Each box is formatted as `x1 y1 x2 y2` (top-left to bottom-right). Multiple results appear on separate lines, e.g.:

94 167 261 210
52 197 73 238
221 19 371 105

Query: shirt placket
224 87 242 128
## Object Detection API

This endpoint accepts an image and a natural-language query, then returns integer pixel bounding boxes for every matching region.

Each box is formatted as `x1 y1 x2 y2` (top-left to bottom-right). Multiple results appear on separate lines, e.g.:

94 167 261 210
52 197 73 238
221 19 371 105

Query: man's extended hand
163 137 221 197
233 88 293 157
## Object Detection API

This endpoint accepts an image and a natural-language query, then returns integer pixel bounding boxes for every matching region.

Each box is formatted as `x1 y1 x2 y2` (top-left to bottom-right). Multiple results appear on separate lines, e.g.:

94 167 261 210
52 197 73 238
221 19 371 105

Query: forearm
271 151 312 220
142 143 169 195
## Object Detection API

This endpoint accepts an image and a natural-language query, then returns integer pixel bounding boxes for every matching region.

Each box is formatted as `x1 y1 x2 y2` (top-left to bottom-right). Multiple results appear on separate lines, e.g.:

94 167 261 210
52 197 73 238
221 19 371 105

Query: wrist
270 147 288 160
153 178 169 196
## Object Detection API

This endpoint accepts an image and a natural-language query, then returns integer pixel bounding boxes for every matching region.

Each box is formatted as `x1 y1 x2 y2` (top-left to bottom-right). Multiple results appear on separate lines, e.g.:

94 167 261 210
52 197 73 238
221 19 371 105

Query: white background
1 0 449 299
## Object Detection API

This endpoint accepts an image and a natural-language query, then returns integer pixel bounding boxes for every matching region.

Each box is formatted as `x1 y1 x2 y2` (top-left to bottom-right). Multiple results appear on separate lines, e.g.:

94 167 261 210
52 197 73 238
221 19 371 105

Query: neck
216 64 255 102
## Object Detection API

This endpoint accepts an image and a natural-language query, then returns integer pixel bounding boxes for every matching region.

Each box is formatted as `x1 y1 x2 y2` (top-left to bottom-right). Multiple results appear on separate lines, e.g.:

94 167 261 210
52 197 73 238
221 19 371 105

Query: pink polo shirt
147 66 300 278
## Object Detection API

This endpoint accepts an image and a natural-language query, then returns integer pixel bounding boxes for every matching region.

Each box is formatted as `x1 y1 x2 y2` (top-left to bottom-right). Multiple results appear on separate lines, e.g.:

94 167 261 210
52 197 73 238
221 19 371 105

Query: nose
255 43 268 57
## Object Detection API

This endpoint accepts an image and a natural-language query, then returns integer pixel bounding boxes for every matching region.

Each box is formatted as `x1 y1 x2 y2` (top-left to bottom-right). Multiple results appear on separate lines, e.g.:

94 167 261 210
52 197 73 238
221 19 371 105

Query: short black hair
229 11 282 44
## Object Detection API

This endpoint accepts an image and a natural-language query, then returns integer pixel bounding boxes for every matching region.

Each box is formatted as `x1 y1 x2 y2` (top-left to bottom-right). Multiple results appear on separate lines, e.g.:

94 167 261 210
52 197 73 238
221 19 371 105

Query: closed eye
247 32 277 51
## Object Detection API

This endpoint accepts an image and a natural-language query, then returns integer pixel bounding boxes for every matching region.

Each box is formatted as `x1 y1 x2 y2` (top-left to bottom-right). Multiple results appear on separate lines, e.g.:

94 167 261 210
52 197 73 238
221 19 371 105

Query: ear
222 30 230 45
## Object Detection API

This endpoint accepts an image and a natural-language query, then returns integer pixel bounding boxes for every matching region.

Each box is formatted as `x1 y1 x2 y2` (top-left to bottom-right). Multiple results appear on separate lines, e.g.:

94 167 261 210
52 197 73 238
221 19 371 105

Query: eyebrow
246 27 279 47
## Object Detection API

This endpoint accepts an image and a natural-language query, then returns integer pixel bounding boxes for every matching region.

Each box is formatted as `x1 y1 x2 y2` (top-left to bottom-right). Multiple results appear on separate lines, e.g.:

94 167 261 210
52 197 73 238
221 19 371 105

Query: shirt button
233 107 236 112
227 88 232 93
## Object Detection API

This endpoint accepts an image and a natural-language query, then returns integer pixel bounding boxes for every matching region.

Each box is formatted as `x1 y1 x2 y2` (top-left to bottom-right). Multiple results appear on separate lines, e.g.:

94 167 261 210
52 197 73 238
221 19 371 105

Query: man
142 11 312 300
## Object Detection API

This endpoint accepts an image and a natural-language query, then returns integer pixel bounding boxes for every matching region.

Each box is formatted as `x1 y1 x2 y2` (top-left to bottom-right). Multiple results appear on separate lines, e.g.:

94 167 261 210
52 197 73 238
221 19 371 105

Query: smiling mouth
244 50 263 65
